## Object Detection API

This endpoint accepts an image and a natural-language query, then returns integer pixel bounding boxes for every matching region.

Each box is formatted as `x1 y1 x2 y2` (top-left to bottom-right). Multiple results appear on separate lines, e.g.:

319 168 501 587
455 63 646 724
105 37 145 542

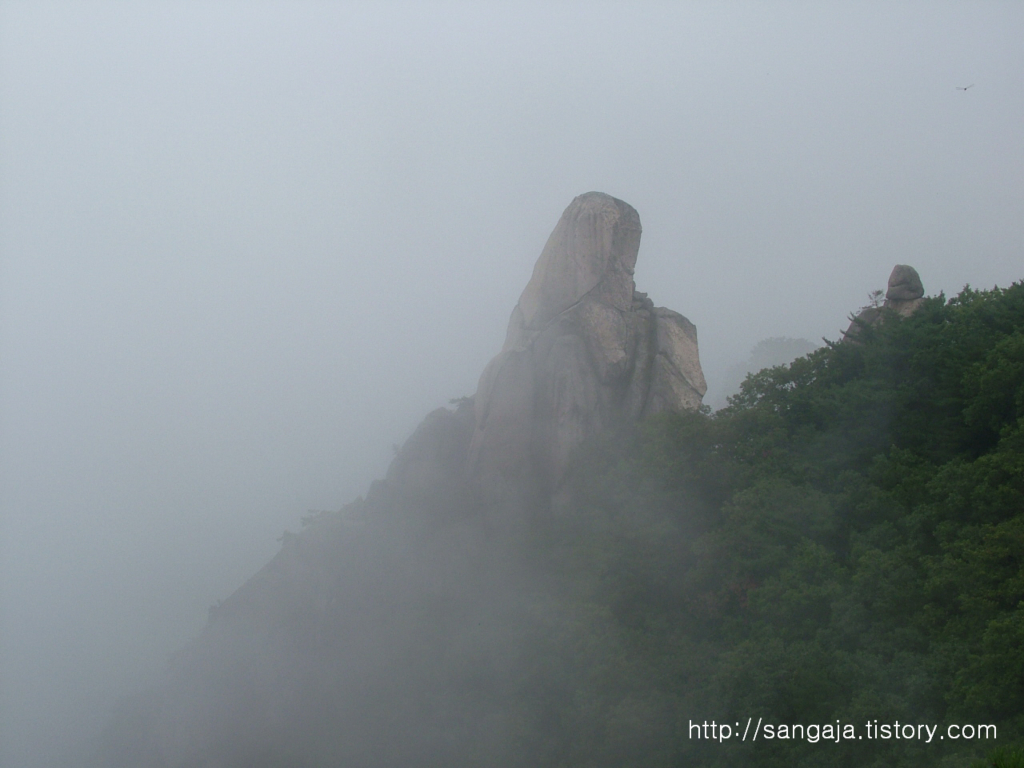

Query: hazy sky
1 2 1022 765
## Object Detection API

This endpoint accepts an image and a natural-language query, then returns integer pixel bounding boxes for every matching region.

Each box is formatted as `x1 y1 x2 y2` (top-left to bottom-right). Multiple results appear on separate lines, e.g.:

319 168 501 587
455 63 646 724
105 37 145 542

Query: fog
1 2 1021 765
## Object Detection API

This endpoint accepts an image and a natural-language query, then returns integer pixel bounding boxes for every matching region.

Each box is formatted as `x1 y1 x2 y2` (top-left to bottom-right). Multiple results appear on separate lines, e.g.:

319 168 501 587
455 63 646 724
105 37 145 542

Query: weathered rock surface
468 192 706 502
884 264 925 316
844 264 926 341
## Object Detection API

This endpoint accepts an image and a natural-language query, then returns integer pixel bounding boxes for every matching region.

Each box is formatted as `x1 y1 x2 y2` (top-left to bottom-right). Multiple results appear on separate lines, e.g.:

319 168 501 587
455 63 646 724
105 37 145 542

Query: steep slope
88 193 707 768
87 219 1024 768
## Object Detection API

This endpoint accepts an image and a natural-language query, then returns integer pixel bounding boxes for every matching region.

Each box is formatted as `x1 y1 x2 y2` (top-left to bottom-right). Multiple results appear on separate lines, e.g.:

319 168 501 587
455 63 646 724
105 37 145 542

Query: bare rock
505 192 641 349
884 264 925 316
647 308 707 414
468 192 706 503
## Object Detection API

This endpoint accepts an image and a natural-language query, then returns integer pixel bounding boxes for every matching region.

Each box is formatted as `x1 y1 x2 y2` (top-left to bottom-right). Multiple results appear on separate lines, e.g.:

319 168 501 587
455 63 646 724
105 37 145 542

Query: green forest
91 281 1024 768
535 282 1024 767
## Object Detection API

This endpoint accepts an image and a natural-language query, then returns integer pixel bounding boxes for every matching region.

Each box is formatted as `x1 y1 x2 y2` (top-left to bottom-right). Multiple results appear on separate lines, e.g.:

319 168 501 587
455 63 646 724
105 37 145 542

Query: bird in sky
956 84 974 90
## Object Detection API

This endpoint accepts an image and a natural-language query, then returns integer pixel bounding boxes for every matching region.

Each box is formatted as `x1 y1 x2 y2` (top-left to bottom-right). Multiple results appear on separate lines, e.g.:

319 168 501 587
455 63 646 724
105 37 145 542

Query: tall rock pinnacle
85 193 710 766
468 192 706 503
505 192 642 350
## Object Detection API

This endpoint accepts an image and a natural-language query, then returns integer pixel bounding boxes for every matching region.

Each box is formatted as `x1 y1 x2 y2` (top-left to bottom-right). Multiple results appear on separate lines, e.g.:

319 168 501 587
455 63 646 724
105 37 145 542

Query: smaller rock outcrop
843 264 925 342
883 264 925 317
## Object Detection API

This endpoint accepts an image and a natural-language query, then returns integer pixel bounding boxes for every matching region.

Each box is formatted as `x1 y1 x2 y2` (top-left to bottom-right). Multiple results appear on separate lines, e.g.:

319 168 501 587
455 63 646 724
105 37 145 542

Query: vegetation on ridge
90 281 1024 768
543 281 1024 767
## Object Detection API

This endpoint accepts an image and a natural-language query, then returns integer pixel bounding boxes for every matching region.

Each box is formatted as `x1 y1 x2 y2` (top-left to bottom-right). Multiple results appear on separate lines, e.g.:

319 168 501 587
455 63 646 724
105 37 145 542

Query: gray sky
1 2 1022 765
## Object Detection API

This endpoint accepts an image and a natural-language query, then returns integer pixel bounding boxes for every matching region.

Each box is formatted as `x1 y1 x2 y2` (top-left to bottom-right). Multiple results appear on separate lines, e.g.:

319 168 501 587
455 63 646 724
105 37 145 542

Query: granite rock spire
467 192 706 501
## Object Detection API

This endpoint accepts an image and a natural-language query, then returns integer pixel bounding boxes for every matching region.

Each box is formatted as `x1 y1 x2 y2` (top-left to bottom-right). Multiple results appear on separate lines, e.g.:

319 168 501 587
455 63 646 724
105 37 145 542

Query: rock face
844 264 926 341
468 192 706 503
884 264 925 316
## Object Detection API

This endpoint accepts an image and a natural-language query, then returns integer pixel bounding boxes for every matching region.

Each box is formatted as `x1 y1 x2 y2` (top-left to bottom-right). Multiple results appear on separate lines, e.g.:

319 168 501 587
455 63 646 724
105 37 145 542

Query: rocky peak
504 192 642 351
467 192 706 508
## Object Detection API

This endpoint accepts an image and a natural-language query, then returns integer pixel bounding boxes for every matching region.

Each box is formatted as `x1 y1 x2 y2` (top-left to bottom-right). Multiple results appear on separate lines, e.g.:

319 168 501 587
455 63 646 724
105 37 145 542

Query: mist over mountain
86 191 713 767
84 196 1024 768
709 337 820 410
2 4 1023 768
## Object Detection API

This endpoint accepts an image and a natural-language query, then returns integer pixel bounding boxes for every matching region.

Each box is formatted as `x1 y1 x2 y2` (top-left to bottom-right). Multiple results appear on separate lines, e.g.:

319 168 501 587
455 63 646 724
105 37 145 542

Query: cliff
469 192 705 510
88 193 707 768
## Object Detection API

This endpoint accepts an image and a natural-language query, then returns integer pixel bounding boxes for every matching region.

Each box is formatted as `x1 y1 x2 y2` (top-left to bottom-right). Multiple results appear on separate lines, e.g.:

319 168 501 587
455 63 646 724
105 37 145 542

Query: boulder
843 264 926 341
884 264 925 316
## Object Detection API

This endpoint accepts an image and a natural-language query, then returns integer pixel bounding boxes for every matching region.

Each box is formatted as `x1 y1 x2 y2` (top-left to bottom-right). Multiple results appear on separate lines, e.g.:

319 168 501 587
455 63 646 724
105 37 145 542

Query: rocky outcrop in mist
468 192 705 507
843 264 926 342
369 192 706 520
86 193 707 768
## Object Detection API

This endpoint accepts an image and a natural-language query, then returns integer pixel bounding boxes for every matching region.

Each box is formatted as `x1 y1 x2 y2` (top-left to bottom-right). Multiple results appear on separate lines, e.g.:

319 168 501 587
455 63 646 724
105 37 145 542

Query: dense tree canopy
542 282 1024 767
90 282 1024 768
